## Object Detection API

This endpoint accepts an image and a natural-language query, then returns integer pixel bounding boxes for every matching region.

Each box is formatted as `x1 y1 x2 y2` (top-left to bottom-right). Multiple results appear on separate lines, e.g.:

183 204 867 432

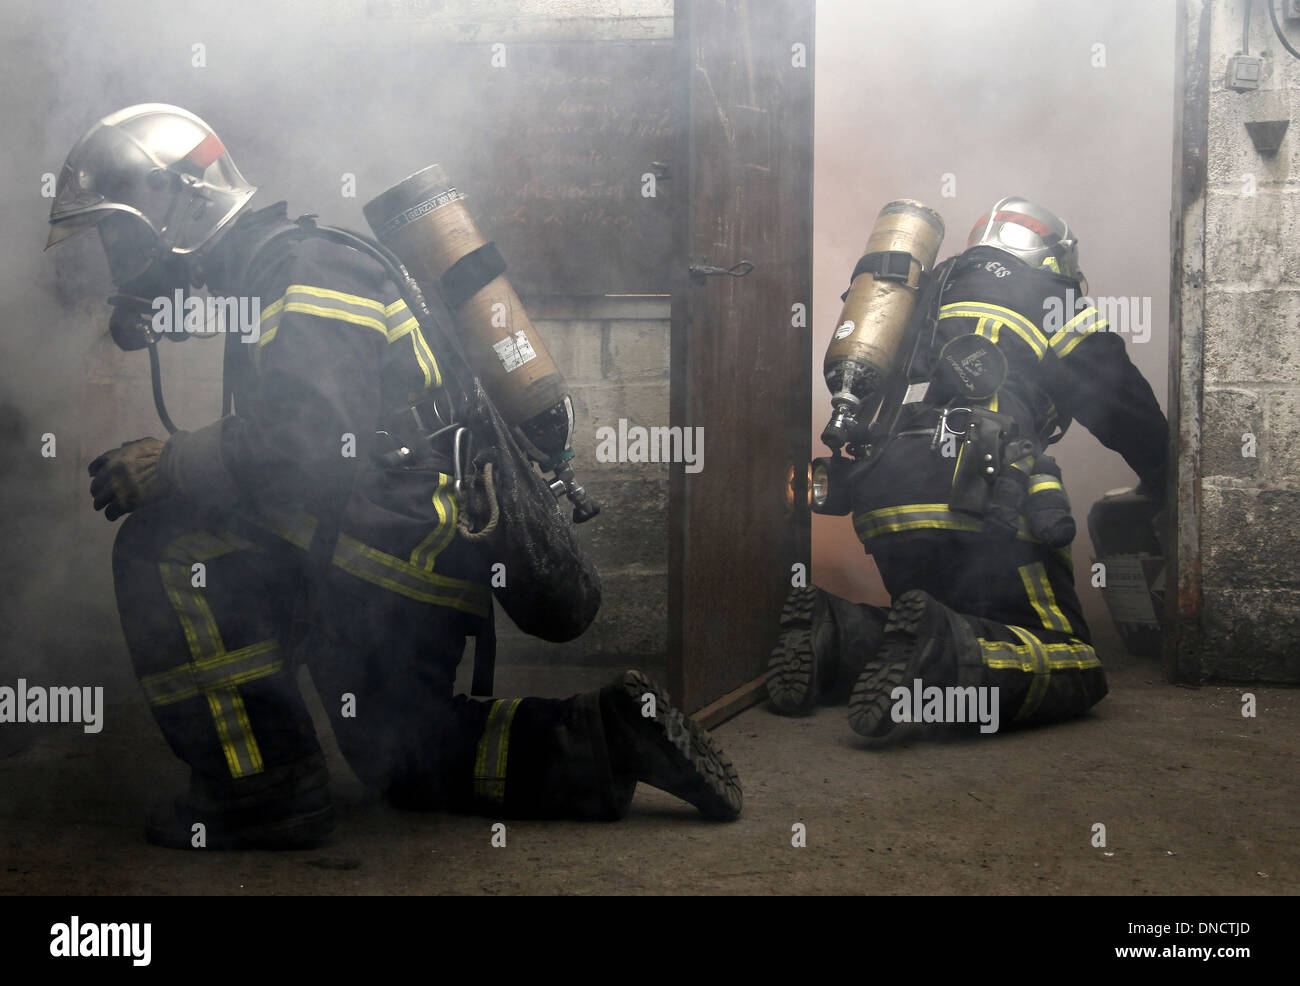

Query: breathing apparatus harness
814 250 1074 547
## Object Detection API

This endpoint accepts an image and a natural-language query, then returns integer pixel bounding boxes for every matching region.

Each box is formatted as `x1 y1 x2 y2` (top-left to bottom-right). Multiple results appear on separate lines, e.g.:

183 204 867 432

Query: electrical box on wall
1227 54 1263 91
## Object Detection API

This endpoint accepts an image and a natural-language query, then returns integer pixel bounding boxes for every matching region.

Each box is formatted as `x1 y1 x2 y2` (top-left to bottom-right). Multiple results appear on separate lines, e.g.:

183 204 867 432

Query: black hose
1269 0 1300 60
147 339 179 435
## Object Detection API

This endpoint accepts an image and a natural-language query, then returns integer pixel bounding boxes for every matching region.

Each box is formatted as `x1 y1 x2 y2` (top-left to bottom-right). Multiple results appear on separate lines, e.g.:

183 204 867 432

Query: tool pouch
947 407 1019 519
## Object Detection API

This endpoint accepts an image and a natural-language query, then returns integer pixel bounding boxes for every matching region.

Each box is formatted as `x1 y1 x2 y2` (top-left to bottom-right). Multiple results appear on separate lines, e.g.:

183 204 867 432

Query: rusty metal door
668 0 814 715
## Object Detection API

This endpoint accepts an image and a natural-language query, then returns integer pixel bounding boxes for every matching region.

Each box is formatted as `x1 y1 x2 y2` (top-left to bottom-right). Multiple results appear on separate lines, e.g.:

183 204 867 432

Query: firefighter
768 197 1168 738
47 104 741 848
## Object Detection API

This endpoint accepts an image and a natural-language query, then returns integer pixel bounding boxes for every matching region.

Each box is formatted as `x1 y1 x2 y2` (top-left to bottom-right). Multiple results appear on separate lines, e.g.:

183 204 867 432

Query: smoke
1 0 680 699
812 0 1176 636
0 0 1176 700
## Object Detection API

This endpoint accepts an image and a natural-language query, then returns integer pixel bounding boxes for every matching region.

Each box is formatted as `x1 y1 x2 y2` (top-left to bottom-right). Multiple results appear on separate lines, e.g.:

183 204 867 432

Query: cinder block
534 318 605 382
1206 85 1295 187
1202 486 1300 589
1263 387 1300 488
573 477 669 572
1203 289 1300 383
522 296 670 321
568 380 672 480
1202 387 1262 480
604 319 670 381
494 570 668 664
1200 587 1300 682
1204 190 1295 287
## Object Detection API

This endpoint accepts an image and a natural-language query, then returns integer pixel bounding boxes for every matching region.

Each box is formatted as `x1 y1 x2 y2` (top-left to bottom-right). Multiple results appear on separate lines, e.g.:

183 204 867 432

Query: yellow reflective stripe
980 636 1101 672
332 533 490 617
987 628 1102 721
384 300 443 389
289 284 386 313
206 686 264 778
854 503 1040 544
940 302 1047 359
157 532 271 778
474 698 522 803
1007 626 1051 721
409 331 434 389
1018 562 1073 634
248 505 487 615
415 330 442 387
140 639 282 706
384 300 418 342
409 474 459 572
1041 256 1061 273
159 563 221 671
256 297 285 350
1049 306 1109 358
1029 477 1063 495
283 300 387 335
256 284 388 350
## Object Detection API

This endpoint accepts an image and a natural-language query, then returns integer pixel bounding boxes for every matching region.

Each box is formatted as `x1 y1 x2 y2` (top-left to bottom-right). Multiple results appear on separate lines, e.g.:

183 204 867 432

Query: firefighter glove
88 437 168 521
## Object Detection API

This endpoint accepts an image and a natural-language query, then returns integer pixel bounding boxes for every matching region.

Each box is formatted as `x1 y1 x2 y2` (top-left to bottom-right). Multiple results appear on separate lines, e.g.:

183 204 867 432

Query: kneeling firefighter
47 104 741 848
766 197 1167 737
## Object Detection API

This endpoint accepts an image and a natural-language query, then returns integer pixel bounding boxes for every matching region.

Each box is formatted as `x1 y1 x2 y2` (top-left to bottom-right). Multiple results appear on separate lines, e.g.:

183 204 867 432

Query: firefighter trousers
111 492 630 820
830 530 1107 727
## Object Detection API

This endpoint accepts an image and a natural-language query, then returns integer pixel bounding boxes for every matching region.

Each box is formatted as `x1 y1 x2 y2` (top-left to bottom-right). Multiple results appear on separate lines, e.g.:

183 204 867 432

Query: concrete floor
1 636 1296 896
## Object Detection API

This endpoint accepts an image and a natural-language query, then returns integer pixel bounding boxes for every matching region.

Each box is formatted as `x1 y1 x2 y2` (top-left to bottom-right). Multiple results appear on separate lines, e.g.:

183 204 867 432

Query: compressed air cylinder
823 200 946 415
363 165 571 463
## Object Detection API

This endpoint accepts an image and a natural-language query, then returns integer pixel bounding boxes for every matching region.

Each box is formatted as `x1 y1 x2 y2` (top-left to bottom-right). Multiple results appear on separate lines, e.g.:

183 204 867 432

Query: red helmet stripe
184 133 224 170
993 209 1053 238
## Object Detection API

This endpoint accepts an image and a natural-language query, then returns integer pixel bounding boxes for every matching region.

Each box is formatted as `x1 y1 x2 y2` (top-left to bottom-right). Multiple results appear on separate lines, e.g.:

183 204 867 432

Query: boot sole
848 590 954 738
766 629 818 716
766 588 820 716
620 670 743 821
778 586 818 630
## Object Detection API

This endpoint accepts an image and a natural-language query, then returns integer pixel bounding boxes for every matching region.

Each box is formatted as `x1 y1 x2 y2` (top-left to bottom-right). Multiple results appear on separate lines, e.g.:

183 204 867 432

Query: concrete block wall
496 296 671 665
1175 0 1300 682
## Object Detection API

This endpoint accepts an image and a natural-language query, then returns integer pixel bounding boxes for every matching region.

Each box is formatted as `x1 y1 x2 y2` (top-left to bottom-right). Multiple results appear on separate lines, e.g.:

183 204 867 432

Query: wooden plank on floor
693 671 771 730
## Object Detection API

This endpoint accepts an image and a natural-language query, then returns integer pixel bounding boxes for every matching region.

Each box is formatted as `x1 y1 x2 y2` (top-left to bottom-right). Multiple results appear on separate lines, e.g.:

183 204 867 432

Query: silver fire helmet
966 196 1085 286
45 103 256 282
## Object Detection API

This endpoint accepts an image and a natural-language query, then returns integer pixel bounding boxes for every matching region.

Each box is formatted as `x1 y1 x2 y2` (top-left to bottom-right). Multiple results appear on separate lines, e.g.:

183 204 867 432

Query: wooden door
669 0 814 714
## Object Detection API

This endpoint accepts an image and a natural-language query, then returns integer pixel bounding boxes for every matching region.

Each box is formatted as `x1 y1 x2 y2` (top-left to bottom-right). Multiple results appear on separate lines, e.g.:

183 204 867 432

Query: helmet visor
45 210 108 250
97 210 159 284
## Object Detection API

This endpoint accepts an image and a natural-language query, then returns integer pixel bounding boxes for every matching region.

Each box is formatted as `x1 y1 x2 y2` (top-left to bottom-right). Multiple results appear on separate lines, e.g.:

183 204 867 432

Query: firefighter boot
766 586 836 715
821 593 888 705
599 670 743 821
767 587 886 714
145 752 336 850
848 589 977 738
